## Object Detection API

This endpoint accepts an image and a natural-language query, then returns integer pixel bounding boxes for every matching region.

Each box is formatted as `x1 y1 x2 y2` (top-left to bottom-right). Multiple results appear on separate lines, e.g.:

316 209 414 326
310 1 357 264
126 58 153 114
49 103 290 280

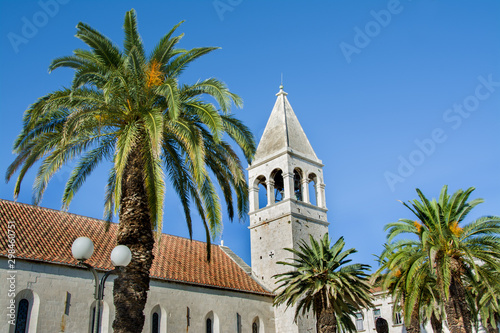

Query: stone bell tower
248 86 329 333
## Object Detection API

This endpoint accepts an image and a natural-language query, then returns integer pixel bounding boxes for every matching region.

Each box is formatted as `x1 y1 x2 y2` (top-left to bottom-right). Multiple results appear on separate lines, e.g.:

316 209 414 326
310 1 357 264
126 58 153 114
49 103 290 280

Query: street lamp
72 237 131 333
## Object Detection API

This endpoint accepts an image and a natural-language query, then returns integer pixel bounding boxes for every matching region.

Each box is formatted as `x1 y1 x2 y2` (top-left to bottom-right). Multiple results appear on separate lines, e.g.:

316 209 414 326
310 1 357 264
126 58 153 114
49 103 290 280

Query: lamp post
72 237 131 333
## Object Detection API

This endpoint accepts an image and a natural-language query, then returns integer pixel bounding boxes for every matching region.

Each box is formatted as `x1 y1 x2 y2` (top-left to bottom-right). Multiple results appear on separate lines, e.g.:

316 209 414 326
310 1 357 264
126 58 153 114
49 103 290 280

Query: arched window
271 169 284 202
308 173 318 206
206 318 212 333
152 312 159 333
151 305 166 333
293 168 303 201
12 290 39 333
205 311 219 333
252 316 263 333
15 299 29 333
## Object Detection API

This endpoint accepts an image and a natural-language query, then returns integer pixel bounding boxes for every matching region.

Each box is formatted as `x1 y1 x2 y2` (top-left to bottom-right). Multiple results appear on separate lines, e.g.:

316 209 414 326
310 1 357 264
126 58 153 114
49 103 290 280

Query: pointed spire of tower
253 86 319 163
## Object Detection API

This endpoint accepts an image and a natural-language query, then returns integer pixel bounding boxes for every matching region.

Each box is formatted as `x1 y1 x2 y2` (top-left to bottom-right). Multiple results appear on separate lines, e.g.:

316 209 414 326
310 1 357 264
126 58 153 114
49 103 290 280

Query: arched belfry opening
255 175 267 209
308 173 318 206
271 169 284 203
293 168 303 201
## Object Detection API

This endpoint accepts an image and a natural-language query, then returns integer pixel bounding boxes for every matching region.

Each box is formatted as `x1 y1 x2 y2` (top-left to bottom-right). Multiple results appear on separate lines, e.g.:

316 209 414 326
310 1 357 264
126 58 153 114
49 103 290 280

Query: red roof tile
0 199 271 296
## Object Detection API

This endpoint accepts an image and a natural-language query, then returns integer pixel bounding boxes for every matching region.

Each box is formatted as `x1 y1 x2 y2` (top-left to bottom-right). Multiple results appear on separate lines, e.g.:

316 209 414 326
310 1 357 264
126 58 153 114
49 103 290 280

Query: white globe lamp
72 237 94 260
110 245 132 267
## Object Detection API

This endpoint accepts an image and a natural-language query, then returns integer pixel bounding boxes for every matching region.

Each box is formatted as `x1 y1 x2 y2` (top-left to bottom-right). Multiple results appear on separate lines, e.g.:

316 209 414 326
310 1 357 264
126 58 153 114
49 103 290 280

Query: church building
0 87 404 333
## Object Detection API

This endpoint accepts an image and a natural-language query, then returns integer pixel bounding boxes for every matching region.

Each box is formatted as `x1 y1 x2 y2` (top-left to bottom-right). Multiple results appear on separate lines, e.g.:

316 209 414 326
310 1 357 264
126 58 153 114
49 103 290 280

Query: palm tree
6 10 255 333
273 233 373 333
385 186 500 333
375 243 425 333
470 262 500 333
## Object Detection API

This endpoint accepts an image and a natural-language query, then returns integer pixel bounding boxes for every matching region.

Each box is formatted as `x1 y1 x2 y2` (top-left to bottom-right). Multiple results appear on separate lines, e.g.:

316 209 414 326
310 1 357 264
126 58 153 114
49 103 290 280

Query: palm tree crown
273 233 373 333
6 9 255 333
383 186 500 333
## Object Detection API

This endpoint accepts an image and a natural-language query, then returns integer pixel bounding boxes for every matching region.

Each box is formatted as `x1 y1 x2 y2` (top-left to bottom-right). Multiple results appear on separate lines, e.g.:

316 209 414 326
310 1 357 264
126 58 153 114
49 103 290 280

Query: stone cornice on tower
252 86 321 166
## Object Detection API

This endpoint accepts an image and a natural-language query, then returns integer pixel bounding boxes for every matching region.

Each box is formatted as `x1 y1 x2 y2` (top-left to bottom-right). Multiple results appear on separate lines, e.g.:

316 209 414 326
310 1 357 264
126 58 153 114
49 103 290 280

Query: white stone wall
356 292 407 333
0 258 275 333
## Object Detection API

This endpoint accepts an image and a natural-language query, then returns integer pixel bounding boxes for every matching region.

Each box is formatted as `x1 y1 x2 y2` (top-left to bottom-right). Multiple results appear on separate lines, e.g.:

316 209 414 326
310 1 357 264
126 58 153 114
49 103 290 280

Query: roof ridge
219 245 252 275
0 198 107 225
0 198 223 247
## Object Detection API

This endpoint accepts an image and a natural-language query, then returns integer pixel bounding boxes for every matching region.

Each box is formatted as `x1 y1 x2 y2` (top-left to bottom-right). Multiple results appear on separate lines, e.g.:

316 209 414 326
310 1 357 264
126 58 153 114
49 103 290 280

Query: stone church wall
0 258 275 333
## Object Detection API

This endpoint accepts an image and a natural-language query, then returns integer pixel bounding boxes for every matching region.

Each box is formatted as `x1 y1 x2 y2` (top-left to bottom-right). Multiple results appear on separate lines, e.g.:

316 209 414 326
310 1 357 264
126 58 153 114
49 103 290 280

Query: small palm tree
385 186 500 333
273 233 373 333
7 10 255 333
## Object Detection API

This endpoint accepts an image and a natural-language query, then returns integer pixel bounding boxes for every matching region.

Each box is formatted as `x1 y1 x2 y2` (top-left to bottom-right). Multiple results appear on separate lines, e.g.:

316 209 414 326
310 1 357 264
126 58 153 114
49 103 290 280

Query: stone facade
0 258 274 333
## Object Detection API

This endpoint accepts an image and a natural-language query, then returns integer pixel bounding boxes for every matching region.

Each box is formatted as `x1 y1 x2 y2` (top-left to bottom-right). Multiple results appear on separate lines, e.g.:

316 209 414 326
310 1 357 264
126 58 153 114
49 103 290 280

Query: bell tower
248 86 329 333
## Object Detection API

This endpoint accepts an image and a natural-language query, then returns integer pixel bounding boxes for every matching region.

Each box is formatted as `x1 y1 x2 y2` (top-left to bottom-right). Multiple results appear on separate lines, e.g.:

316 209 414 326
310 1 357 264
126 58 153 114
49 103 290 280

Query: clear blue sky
1 0 499 268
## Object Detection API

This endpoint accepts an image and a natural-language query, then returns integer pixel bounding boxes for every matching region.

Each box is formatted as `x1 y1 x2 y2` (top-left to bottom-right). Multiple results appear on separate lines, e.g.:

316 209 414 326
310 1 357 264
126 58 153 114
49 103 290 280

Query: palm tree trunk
430 312 442 333
316 307 337 333
405 307 420 333
443 260 472 333
112 145 155 333
403 294 421 333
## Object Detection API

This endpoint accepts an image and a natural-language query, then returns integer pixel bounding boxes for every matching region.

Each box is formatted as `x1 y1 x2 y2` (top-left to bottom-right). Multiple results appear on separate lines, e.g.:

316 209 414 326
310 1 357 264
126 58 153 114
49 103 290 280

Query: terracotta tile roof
0 199 271 296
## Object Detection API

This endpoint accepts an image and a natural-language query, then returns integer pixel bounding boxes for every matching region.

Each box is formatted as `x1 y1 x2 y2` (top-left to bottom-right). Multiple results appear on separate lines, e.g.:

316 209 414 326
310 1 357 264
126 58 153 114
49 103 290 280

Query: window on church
152 312 159 333
294 169 303 201
252 320 259 333
15 299 29 333
272 169 284 202
206 318 212 333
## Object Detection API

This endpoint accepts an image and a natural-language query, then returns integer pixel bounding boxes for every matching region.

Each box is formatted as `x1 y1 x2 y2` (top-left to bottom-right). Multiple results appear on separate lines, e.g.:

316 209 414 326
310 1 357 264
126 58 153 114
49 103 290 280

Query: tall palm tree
6 9 255 333
385 186 500 333
273 233 373 333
